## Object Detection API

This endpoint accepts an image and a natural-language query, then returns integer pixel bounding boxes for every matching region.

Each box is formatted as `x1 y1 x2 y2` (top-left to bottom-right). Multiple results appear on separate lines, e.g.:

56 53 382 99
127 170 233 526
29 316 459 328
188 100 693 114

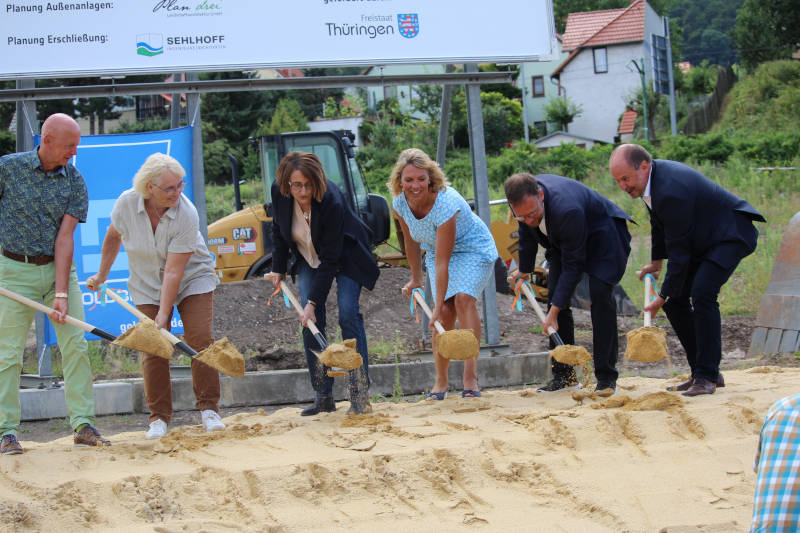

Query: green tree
448 90 524 152
0 81 15 131
257 98 309 136
199 71 270 145
669 0 743 65
734 0 800 70
543 97 583 131
410 85 443 122
111 117 170 134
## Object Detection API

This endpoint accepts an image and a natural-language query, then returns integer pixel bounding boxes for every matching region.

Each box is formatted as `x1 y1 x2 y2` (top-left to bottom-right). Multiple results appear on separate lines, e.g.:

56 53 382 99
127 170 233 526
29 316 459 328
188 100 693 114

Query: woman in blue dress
388 148 498 399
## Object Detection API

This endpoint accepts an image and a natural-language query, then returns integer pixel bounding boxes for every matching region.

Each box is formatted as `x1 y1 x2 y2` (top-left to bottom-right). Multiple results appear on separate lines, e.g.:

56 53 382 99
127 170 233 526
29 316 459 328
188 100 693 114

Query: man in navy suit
505 172 632 393
609 144 764 397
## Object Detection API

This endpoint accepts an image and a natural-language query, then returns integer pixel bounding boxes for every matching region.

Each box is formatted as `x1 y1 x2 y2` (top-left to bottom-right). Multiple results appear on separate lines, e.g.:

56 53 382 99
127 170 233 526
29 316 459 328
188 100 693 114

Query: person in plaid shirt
751 393 800 532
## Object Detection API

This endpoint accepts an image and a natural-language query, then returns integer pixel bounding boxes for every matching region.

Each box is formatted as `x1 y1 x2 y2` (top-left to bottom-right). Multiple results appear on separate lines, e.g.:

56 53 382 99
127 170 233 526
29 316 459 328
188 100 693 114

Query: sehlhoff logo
137 33 163 56
397 13 419 38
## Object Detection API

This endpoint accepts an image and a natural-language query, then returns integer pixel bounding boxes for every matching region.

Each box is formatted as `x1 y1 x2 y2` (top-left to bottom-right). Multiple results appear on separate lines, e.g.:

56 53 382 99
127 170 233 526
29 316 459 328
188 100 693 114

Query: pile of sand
2 367 795 532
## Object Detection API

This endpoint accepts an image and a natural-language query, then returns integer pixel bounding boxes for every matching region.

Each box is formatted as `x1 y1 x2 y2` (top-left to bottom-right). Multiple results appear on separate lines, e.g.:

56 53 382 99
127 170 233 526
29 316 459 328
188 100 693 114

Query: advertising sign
1 0 558 78
36 127 195 345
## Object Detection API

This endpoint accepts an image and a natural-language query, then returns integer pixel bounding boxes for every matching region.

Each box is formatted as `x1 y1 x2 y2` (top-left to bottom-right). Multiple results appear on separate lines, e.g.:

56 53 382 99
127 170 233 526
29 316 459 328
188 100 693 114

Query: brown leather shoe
666 377 694 392
682 378 716 397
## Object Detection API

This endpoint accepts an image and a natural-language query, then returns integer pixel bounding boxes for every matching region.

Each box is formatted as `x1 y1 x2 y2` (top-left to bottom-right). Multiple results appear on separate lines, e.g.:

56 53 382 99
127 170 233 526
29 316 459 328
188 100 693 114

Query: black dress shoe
301 397 336 416
682 378 716 397
666 377 694 392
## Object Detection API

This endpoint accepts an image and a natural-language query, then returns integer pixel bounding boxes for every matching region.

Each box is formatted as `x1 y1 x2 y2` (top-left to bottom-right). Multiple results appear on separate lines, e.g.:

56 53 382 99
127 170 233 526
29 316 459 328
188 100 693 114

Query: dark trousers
296 259 370 401
548 271 619 385
137 292 221 424
662 257 740 382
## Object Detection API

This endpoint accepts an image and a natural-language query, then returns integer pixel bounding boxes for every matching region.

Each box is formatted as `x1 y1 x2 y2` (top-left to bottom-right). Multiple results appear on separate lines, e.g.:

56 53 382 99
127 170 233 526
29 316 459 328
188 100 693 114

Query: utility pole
520 63 530 143
665 17 678 135
629 58 649 142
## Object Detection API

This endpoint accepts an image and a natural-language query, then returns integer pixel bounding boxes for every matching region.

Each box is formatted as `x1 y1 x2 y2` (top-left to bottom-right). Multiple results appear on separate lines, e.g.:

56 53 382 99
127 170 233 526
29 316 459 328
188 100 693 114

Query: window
532 75 545 97
593 47 608 73
533 121 547 138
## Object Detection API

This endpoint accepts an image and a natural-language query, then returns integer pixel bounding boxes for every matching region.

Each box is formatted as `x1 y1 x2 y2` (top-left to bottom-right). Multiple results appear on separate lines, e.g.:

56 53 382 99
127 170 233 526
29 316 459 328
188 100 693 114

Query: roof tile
562 0 646 52
619 110 637 134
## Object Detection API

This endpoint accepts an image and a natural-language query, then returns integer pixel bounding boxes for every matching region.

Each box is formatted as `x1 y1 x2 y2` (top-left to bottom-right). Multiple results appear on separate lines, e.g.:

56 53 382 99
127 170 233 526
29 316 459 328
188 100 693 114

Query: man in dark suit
609 144 764 397
505 172 632 393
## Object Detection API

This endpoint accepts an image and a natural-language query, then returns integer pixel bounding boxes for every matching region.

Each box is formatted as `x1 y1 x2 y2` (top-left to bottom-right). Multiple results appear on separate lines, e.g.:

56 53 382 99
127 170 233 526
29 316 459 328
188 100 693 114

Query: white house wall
520 49 568 134
560 42 648 143
559 2 665 143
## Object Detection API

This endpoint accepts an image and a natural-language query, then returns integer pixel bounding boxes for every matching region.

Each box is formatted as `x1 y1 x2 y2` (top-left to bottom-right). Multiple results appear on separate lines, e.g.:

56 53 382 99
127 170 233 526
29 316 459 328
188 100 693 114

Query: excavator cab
207 130 390 283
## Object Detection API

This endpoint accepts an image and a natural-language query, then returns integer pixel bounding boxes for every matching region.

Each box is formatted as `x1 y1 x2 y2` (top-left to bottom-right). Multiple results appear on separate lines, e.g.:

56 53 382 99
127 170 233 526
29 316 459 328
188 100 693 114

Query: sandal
425 391 447 401
461 389 481 398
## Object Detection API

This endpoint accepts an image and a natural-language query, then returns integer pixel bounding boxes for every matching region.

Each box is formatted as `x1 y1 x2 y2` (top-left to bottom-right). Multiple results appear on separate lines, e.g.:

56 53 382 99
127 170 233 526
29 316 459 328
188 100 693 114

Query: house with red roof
551 0 667 143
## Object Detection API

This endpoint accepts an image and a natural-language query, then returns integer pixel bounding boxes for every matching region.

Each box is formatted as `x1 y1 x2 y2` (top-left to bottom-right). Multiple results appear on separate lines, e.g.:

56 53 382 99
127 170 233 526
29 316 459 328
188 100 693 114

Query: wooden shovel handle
103 287 182 345
643 275 653 327
508 277 559 338
279 282 323 338
411 290 446 335
0 285 116 341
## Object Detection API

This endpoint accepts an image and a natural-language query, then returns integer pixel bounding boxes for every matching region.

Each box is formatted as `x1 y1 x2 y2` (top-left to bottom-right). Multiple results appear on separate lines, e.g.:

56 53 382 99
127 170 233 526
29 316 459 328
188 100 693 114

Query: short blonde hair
132 153 186 199
275 151 327 203
386 148 449 197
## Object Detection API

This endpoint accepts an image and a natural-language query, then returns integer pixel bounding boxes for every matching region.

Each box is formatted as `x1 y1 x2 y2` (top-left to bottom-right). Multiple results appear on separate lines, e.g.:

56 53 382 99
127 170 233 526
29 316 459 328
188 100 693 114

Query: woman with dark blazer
266 151 379 416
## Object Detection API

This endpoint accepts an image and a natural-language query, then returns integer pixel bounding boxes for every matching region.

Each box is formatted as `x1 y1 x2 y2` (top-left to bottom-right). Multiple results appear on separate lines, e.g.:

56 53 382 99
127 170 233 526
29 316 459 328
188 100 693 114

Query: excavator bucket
749 211 800 356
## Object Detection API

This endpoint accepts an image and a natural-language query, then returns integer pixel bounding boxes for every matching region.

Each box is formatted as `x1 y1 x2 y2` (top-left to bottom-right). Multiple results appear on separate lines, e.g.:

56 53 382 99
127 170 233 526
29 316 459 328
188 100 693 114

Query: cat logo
232 227 257 242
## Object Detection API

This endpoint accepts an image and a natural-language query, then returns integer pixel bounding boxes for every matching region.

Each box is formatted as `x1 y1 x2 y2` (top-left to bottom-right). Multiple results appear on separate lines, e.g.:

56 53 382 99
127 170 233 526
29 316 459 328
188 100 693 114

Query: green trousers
0 256 95 437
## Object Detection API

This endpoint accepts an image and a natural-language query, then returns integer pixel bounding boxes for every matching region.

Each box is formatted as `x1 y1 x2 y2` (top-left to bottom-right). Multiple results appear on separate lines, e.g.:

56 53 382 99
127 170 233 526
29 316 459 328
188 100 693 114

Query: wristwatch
54 292 69 299
658 290 669 302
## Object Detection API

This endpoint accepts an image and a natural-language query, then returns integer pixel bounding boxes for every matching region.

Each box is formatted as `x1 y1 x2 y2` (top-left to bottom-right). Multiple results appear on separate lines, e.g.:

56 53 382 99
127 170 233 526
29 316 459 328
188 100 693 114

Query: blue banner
37 127 196 345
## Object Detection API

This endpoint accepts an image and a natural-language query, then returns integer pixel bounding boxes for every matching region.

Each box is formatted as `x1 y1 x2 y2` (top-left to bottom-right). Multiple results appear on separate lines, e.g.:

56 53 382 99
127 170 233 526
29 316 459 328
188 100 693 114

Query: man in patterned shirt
0 113 110 455
751 393 800 532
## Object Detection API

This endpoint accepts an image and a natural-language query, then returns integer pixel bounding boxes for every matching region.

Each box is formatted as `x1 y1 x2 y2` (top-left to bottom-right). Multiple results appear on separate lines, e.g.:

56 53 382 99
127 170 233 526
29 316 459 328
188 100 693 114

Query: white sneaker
201 409 225 432
145 419 168 439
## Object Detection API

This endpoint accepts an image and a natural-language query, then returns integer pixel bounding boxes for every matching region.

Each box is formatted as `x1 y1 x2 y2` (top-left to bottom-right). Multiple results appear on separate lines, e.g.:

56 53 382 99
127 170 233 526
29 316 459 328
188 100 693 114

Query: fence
682 66 736 135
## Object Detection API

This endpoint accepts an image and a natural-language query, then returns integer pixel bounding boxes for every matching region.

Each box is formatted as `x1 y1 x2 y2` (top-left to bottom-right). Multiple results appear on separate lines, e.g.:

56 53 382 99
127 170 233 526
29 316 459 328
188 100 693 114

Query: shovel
100 285 245 378
509 278 592 374
0 285 118 341
279 283 363 377
409 288 479 360
624 274 670 370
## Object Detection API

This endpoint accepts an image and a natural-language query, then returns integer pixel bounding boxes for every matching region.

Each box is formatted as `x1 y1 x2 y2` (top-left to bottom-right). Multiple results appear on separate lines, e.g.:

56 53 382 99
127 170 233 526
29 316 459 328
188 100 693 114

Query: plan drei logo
137 33 164 56
397 14 419 38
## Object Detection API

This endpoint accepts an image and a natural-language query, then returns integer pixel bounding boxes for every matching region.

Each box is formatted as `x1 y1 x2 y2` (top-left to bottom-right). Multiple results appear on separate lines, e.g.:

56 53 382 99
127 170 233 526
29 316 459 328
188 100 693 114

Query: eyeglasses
152 180 186 194
509 202 542 223
289 182 313 191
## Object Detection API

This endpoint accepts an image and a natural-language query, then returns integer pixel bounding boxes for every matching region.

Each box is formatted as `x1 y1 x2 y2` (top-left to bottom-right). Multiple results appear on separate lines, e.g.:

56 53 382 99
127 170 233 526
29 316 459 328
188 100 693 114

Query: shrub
540 143 592 181
0 130 14 156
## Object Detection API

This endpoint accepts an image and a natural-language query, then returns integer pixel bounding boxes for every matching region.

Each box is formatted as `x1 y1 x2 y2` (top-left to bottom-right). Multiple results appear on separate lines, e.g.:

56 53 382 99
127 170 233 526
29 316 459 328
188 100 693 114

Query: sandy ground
3 366 796 533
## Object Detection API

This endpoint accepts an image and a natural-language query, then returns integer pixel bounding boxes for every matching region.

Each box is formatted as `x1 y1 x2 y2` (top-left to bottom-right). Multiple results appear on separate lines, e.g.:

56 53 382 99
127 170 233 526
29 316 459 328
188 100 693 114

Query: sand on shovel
550 344 591 365
318 338 363 370
625 326 668 362
437 329 479 360
550 344 593 388
112 317 174 358
195 337 245 378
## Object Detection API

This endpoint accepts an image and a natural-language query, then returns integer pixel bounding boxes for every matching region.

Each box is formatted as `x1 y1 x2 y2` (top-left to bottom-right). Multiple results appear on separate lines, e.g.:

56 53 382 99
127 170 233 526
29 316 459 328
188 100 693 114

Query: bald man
609 144 764 397
0 113 110 455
